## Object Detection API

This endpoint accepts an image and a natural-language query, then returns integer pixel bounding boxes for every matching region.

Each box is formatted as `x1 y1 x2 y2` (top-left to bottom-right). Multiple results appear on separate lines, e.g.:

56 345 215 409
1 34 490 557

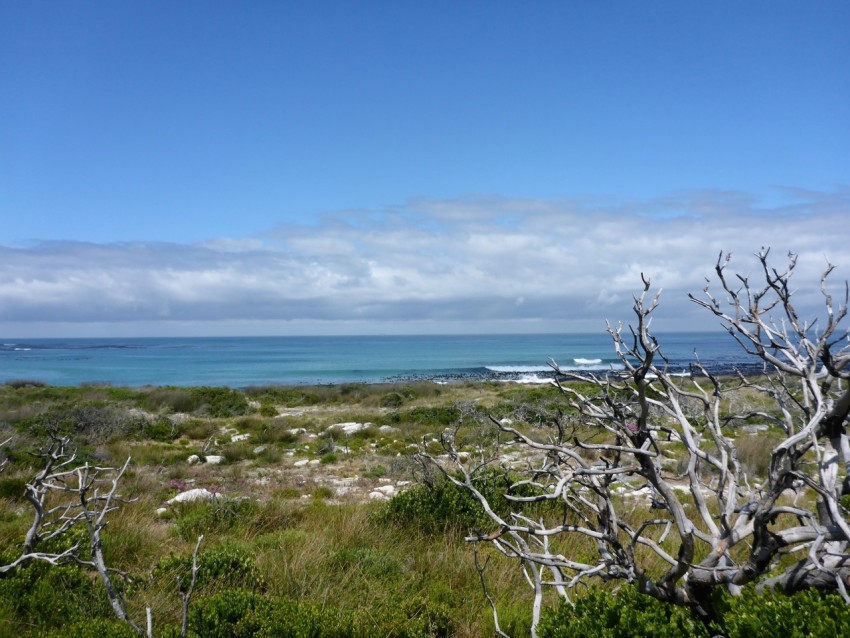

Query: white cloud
1 187 848 336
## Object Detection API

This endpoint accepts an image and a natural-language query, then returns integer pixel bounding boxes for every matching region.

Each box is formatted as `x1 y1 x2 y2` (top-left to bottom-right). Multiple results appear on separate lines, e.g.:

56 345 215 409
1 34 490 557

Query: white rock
288 428 307 435
368 490 391 500
372 485 397 497
328 422 372 434
309 459 321 466
167 488 219 505
155 507 168 516
378 425 398 433
231 433 251 443
293 459 311 467
205 455 223 465
187 454 201 464
253 445 267 455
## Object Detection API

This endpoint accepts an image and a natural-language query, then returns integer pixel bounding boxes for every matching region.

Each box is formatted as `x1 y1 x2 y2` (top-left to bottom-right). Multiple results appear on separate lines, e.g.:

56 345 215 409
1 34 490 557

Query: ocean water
0 332 761 388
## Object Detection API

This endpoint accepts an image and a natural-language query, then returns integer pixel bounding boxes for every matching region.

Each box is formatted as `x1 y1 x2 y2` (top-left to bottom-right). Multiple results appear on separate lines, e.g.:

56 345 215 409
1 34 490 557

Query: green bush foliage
537 585 850 638
0 558 114 632
0 474 28 501
139 387 197 413
330 546 403 579
712 587 850 637
379 470 511 534
142 415 179 441
174 498 256 541
27 404 146 442
538 586 708 638
187 588 452 638
258 403 278 417
189 387 249 418
155 541 264 592
44 619 140 638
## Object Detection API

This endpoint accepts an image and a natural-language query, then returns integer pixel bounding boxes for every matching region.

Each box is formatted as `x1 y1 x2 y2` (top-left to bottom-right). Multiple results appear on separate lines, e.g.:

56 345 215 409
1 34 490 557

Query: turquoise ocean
0 332 760 388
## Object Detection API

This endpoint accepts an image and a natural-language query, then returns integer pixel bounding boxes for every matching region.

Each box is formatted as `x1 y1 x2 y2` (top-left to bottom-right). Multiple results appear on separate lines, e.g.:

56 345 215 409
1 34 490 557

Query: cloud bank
2 187 849 336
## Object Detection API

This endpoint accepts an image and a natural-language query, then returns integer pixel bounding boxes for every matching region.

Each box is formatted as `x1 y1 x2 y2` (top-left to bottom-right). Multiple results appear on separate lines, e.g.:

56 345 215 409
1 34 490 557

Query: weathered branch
421 251 850 636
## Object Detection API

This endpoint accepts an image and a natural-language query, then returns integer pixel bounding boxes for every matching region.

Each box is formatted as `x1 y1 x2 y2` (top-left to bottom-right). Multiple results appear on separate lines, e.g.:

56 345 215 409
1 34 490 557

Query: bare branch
420 250 850 635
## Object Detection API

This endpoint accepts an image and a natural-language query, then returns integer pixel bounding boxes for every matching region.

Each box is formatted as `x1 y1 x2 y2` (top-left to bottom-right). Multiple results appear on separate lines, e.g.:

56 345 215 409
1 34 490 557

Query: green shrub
142 415 179 441
0 474 28 501
188 590 343 638
187 588 452 638
379 473 496 534
258 403 278 417
45 618 140 638
713 587 850 637
174 498 256 541
330 546 402 579
0 557 114 631
362 464 388 478
139 387 197 413
190 387 249 418
4 379 46 389
276 487 301 499
312 486 334 500
538 586 708 638
221 442 252 464
380 392 406 408
155 541 264 592
537 585 850 638
398 406 460 427
244 385 322 407
28 404 146 442
178 419 216 440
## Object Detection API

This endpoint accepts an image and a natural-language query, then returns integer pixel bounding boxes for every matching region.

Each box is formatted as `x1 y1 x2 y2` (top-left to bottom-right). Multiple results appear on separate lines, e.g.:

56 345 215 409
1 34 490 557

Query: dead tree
419 250 850 637
1 434 203 636
0 435 141 629
0 434 204 638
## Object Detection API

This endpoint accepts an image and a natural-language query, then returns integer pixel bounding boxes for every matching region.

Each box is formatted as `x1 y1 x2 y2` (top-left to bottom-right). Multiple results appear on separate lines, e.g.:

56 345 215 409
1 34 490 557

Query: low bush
187 588 453 638
538 586 707 638
174 498 256 542
0 557 114 632
190 388 249 418
27 404 147 442
4 379 46 389
142 415 179 441
155 541 264 592
330 546 403 579
258 403 277 417
712 587 850 637
139 387 197 413
537 585 850 638
379 473 496 534
362 464 388 478
44 619 139 638
0 474 28 501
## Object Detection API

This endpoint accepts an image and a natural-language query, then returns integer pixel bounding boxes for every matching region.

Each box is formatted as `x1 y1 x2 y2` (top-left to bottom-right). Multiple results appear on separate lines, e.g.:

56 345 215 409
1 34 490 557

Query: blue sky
2 2 849 336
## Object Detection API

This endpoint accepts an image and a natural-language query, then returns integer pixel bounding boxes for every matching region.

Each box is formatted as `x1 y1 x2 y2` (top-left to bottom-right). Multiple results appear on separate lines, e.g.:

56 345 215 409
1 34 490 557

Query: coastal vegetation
1 251 849 637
